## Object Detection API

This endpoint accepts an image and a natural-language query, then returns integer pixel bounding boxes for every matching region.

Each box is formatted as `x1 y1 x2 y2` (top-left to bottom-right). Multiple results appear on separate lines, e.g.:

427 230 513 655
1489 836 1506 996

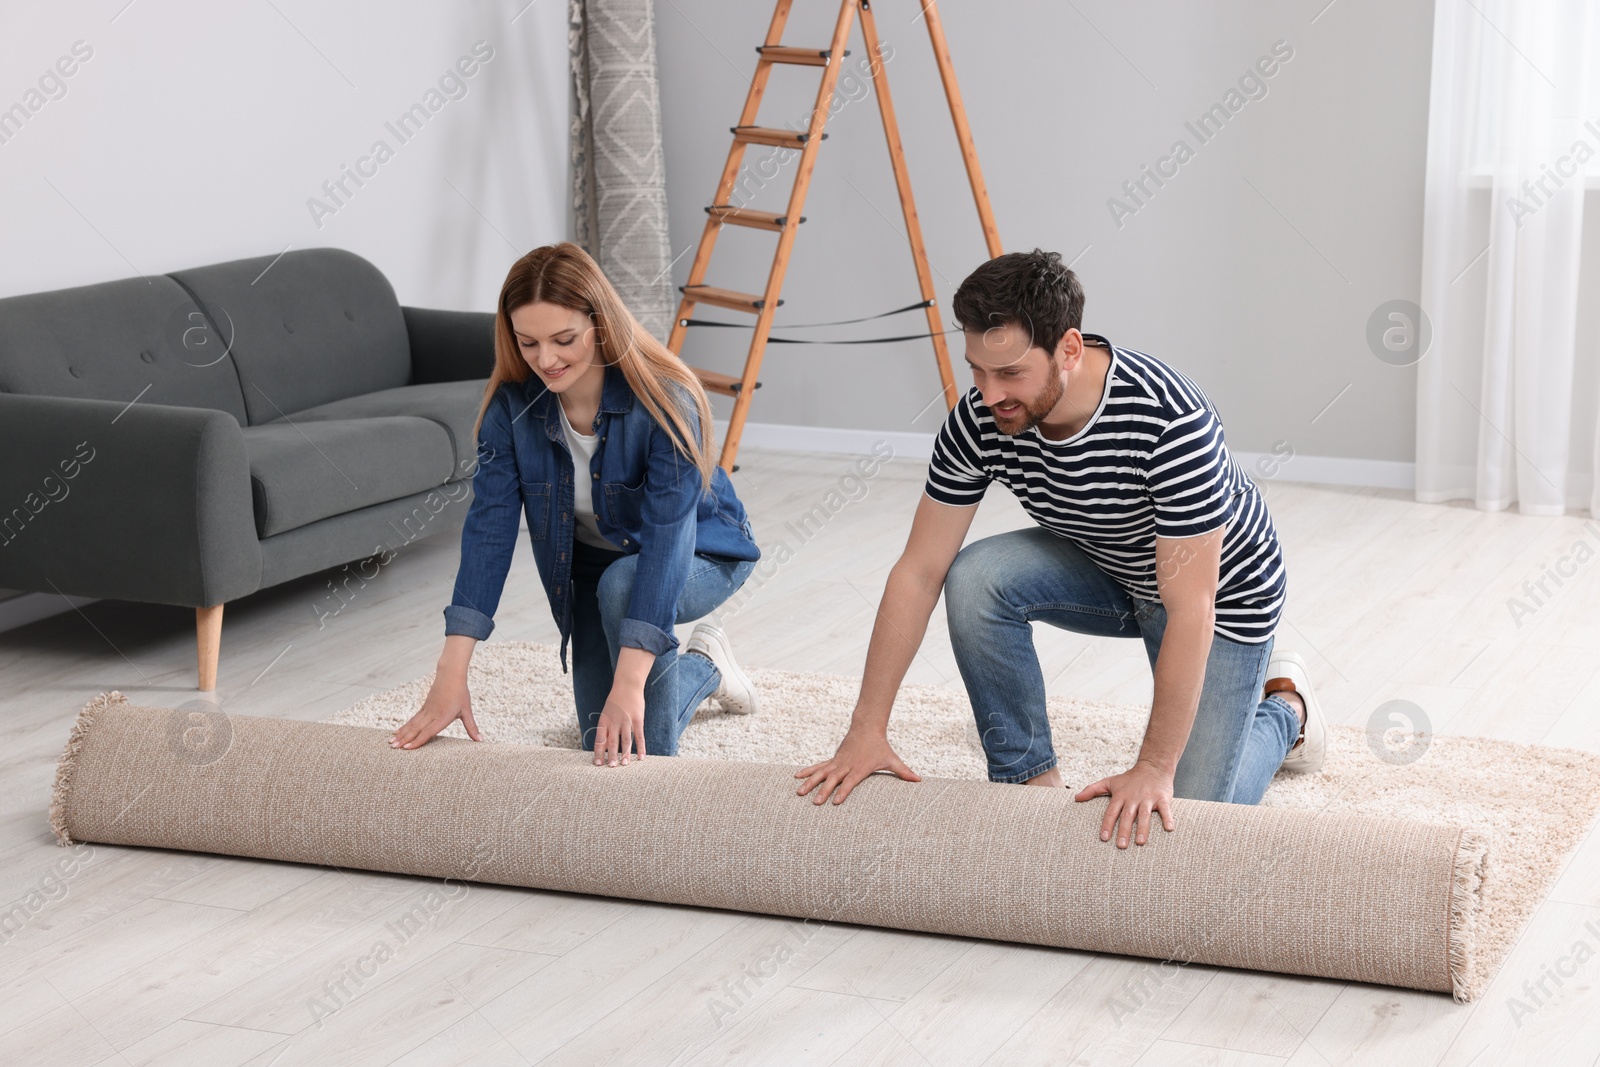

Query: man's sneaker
685 623 759 715
1267 649 1326 774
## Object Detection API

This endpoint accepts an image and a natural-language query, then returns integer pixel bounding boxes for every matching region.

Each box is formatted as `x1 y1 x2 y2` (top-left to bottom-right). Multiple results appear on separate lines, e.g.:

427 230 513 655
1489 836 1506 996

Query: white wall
0 0 1442 623
0 0 568 612
653 0 1436 471
0 0 567 309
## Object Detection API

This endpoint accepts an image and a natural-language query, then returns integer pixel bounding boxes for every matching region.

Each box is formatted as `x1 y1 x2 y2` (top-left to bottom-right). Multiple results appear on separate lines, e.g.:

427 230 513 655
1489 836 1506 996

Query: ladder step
731 126 826 150
705 205 805 232
693 368 762 397
680 285 782 314
756 45 849 67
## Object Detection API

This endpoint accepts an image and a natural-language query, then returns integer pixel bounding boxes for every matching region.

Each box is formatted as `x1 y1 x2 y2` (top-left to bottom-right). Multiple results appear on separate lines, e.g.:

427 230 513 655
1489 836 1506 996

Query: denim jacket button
622 538 629 546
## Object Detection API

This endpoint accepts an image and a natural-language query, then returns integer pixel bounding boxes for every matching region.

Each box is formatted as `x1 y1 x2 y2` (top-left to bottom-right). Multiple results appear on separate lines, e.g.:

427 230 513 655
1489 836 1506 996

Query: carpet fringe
1447 825 1491 1002
49 690 127 847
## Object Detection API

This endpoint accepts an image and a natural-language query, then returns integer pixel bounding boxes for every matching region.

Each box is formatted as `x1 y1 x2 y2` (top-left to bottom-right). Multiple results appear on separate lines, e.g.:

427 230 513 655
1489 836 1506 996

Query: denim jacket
443 364 760 670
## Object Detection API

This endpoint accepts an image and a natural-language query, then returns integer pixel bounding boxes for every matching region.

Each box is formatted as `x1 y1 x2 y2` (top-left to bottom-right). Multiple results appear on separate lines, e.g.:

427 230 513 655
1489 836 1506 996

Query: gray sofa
0 248 495 689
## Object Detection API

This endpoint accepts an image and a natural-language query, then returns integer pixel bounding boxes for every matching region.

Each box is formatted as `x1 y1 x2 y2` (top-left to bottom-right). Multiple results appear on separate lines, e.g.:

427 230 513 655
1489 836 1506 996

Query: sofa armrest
0 394 261 608
403 306 497 385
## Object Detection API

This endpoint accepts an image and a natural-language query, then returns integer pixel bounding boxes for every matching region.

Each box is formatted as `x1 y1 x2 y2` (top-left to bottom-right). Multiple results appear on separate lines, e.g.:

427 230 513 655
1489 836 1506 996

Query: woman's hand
593 646 655 766
391 659 482 750
594 683 647 766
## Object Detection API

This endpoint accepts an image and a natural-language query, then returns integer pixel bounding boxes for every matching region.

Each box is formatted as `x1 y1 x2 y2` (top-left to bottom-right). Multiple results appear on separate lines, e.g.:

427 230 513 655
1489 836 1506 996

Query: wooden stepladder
666 0 1003 472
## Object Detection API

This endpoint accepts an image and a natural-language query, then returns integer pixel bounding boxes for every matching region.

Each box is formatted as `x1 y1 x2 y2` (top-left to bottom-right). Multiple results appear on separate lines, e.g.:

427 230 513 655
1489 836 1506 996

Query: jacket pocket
520 480 550 539
602 476 646 530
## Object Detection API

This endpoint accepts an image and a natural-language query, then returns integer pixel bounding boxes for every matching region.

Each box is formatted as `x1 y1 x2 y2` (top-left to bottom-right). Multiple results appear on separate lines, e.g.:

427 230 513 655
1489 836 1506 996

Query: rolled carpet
51 692 1489 1001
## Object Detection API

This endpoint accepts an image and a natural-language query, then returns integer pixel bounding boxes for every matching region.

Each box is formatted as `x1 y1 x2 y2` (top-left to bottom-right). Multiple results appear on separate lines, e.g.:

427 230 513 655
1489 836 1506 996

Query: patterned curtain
568 0 675 341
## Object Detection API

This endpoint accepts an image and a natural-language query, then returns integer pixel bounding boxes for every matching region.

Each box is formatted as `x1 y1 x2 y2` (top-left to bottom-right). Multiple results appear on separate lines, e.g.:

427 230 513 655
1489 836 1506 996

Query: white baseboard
1233 451 1415 490
0 429 1412 637
720 421 939 461
726 420 1417 490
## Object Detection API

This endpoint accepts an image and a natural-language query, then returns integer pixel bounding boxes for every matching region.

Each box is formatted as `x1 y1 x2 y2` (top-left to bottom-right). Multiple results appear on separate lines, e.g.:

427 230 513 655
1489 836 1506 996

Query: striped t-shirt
925 335 1286 643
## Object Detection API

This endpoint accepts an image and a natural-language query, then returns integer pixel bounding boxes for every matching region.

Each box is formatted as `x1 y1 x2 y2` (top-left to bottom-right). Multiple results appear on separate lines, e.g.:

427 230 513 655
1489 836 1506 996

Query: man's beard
992 366 1066 436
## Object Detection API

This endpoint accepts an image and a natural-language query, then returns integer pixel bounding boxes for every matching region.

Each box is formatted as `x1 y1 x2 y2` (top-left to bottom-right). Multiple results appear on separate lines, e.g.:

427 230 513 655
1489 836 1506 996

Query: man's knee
944 537 1009 608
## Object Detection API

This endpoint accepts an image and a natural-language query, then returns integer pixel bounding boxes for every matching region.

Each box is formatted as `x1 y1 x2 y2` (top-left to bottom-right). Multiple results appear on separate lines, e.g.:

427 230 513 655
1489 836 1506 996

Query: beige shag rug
328 641 1600 994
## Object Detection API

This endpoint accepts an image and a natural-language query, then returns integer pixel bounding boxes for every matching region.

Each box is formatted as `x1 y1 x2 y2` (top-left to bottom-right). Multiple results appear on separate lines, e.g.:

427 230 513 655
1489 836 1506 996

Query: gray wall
654 0 1435 462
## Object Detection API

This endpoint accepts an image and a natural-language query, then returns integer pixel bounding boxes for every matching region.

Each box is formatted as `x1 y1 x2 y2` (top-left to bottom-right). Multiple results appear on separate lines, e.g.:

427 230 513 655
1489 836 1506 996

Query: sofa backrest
0 274 250 423
169 248 411 424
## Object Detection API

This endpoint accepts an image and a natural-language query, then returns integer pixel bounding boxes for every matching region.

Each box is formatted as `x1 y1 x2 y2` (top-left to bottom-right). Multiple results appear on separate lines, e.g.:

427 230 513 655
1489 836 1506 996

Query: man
796 249 1327 848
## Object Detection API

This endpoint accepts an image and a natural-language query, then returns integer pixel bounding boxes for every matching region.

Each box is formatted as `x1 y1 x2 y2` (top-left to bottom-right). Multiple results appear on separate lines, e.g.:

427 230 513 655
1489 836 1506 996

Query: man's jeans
944 528 1298 803
570 538 755 756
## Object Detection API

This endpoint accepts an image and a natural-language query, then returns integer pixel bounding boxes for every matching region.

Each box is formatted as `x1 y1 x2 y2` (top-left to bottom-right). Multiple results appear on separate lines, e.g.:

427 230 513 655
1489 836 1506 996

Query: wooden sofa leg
196 604 224 692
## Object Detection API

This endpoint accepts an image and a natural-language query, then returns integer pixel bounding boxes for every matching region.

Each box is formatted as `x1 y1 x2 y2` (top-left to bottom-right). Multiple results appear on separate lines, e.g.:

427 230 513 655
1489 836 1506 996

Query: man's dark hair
951 248 1086 356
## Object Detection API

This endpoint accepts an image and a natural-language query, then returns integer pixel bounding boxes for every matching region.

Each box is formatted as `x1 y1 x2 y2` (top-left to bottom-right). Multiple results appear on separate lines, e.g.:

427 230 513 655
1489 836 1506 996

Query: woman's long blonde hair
473 242 717 490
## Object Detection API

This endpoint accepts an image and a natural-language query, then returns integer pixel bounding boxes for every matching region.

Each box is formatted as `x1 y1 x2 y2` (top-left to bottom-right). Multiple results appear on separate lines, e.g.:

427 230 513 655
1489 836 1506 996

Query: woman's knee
596 555 639 624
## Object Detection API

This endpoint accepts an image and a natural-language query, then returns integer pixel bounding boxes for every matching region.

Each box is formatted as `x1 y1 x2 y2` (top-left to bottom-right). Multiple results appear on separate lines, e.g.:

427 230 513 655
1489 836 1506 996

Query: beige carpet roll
51 693 1488 1001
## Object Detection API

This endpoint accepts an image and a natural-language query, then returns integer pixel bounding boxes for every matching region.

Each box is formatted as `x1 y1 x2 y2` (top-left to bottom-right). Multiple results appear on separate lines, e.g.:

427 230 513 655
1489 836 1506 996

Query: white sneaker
1268 649 1326 774
686 623 759 715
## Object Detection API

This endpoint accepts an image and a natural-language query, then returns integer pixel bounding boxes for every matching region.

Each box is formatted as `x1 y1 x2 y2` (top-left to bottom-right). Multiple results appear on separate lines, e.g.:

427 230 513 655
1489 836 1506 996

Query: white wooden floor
3 448 1600 1066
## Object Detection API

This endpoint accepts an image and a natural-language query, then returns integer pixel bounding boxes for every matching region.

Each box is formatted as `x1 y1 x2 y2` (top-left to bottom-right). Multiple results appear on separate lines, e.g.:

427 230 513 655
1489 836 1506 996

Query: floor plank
4 449 1599 1065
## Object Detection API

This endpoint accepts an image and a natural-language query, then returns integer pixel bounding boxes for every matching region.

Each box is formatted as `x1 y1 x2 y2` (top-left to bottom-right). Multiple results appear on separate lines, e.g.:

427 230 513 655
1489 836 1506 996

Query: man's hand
1074 758 1176 847
1074 527 1217 842
795 729 922 805
594 685 647 767
391 668 481 749
798 495 972 806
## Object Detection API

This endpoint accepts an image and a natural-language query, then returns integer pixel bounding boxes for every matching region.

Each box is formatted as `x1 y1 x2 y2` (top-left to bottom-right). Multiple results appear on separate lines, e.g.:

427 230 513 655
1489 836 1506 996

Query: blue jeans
569 538 755 756
943 528 1298 803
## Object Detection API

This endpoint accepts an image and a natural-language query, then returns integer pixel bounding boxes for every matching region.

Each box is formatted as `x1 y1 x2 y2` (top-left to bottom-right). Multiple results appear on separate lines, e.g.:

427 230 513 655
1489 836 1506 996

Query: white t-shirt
557 402 622 550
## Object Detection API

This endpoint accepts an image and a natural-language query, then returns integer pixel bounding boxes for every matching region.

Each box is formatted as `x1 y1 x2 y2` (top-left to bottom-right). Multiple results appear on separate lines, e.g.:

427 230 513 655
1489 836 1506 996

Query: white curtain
1418 0 1598 517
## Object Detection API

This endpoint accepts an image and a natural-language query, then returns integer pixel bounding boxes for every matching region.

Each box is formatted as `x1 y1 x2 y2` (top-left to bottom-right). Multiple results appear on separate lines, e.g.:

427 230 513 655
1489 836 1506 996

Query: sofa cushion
0 274 248 423
274 379 489 481
241 416 453 537
169 248 412 425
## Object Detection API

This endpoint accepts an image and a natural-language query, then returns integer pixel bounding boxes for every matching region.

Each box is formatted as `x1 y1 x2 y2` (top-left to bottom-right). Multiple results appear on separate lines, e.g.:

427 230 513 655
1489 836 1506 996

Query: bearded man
797 249 1327 849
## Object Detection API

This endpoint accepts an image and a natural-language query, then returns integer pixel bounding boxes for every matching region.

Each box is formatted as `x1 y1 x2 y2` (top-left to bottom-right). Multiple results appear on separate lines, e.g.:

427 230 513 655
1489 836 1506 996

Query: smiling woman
389 243 763 768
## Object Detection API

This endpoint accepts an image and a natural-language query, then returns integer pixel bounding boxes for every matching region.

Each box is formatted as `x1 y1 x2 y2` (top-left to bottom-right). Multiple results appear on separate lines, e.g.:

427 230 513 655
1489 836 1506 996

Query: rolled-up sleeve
620 398 703 654
443 388 522 640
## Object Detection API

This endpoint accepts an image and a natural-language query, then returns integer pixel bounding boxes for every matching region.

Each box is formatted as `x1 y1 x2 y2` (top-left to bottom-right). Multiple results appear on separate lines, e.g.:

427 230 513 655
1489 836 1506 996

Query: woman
390 243 762 765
